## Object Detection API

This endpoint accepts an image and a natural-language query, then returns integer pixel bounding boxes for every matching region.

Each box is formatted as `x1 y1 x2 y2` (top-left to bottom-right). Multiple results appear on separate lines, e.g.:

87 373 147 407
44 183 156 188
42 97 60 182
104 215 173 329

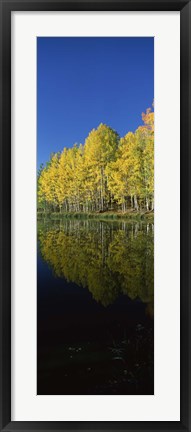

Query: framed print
0 0 190 431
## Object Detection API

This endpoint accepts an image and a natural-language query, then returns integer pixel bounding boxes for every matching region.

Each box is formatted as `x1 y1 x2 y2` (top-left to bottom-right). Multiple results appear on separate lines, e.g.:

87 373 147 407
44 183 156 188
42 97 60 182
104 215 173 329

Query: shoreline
37 210 154 222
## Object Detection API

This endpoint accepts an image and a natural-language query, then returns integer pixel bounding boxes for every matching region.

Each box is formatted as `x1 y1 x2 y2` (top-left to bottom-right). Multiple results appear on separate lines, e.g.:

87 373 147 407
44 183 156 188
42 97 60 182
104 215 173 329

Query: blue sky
37 37 154 168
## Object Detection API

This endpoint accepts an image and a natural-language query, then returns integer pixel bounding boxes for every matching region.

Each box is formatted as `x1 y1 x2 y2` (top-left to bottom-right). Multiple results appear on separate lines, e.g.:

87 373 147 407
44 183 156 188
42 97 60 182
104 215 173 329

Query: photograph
37 36 154 396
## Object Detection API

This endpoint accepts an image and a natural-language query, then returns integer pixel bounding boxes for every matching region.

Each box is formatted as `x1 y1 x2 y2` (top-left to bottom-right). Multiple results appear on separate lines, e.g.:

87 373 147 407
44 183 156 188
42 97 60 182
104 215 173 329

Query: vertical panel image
37 37 154 395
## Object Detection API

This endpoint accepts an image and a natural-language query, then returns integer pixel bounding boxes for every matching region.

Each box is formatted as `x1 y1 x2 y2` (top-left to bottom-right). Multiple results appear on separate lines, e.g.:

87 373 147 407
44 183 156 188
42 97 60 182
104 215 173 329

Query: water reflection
38 219 154 310
38 218 154 395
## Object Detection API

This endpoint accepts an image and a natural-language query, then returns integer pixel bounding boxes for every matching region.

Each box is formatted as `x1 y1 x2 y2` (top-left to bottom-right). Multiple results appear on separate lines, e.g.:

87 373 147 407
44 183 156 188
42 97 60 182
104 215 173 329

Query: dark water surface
37 218 154 395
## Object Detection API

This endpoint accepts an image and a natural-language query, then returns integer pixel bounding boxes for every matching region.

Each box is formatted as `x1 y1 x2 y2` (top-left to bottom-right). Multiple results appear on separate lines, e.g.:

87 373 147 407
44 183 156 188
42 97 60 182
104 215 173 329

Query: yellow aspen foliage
37 105 154 213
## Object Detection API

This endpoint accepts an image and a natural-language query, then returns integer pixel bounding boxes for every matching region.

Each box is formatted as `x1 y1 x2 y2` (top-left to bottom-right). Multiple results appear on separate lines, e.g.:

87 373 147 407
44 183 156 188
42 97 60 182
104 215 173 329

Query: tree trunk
151 197 154 211
134 195 139 211
146 197 149 211
100 167 104 212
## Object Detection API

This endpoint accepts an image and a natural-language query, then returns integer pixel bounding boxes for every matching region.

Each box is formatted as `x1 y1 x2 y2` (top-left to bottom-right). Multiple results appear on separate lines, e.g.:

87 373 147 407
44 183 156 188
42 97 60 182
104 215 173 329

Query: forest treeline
38 106 154 214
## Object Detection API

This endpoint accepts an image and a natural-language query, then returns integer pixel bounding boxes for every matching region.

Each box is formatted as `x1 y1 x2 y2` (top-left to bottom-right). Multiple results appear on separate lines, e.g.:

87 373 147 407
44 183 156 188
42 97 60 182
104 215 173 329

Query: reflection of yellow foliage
108 228 154 303
38 220 154 307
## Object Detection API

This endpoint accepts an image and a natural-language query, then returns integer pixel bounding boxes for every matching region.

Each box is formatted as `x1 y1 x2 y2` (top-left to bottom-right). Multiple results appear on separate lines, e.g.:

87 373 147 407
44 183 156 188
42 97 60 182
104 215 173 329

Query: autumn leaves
38 106 154 214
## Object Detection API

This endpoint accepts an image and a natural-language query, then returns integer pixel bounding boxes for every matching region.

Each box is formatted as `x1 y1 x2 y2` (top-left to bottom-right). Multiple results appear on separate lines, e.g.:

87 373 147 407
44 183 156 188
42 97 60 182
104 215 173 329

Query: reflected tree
38 220 154 307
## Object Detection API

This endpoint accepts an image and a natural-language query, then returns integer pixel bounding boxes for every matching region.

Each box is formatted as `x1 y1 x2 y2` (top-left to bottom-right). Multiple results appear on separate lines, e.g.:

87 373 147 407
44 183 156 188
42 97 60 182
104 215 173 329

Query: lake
37 217 154 395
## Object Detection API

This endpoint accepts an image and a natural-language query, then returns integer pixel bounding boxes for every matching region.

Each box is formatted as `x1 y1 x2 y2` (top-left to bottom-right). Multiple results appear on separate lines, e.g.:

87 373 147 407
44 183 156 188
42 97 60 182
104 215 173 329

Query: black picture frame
0 0 190 431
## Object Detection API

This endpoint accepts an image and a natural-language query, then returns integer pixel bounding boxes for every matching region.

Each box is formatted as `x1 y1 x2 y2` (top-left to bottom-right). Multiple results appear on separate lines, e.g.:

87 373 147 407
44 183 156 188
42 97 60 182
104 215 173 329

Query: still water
37 218 154 395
